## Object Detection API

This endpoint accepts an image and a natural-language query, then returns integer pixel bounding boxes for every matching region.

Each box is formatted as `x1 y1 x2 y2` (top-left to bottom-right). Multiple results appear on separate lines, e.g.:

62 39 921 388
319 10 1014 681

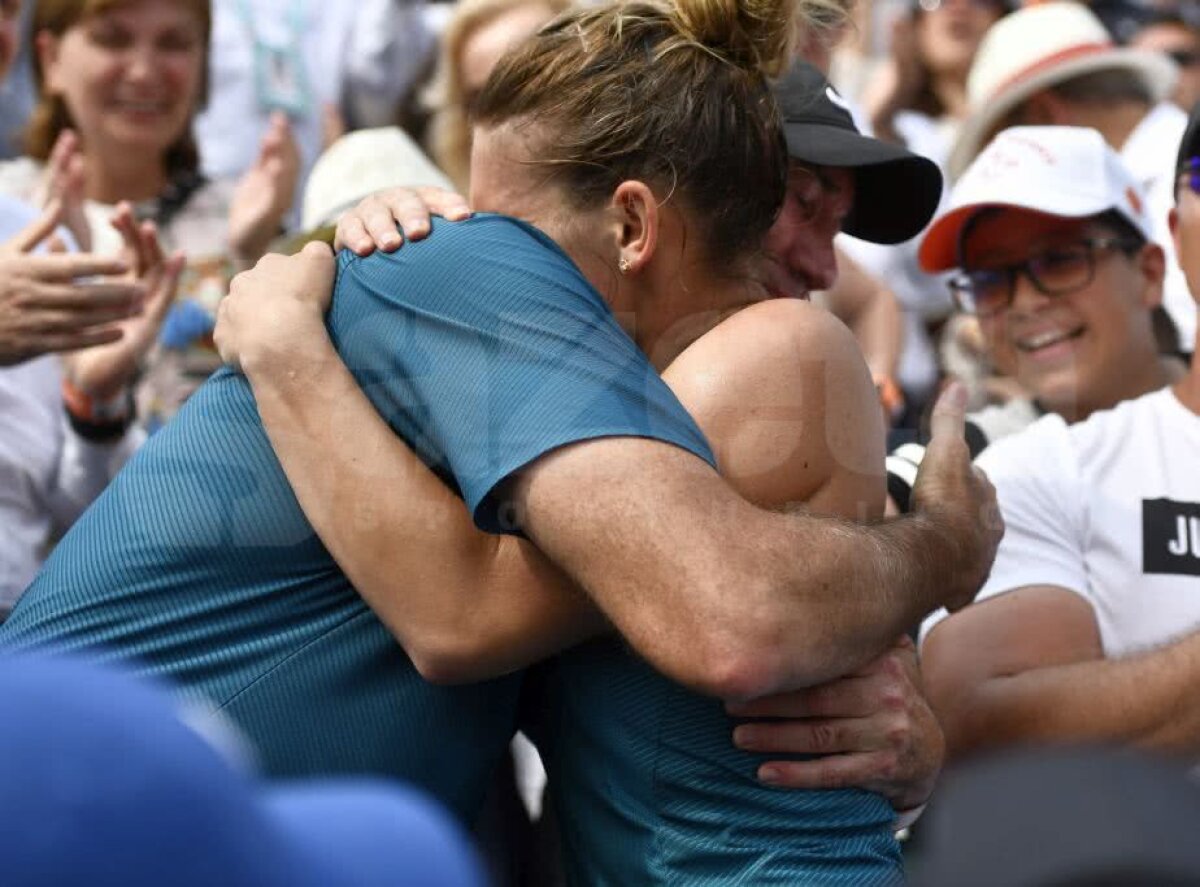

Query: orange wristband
62 378 132 425
874 373 906 419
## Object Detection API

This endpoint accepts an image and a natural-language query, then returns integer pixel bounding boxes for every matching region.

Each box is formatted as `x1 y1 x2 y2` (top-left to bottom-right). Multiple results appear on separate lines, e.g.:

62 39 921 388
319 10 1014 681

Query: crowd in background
3 0 1200 884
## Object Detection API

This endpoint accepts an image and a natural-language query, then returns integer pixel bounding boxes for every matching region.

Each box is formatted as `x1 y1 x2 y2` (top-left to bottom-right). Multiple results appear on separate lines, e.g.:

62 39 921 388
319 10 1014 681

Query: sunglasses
1180 157 1200 197
948 237 1141 317
1168 49 1200 69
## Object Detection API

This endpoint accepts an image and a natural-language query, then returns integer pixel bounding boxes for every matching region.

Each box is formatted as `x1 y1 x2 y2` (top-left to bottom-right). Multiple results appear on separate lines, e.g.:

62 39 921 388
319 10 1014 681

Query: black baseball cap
774 61 943 244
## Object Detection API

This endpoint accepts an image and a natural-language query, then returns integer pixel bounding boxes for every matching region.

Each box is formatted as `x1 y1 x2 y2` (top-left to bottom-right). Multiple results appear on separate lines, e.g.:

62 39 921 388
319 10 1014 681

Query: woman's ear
611 180 658 274
1135 241 1166 310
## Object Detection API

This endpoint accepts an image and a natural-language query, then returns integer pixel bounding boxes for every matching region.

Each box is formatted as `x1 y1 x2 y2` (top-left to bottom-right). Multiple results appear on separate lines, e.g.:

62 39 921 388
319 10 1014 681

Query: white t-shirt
0 196 142 613
922 387 1200 657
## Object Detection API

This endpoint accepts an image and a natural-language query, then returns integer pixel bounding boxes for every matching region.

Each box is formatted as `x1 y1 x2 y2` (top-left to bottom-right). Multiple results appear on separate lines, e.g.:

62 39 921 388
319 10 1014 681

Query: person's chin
1026 364 1093 416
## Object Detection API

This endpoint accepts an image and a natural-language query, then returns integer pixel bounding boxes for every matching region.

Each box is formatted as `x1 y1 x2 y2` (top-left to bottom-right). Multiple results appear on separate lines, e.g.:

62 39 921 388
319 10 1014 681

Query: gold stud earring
618 257 631 274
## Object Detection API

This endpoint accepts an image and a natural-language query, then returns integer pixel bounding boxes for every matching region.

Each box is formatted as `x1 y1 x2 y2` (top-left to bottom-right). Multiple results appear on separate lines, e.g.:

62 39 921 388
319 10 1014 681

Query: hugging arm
218 242 996 700
219 235 948 806
510 380 995 699
217 245 602 683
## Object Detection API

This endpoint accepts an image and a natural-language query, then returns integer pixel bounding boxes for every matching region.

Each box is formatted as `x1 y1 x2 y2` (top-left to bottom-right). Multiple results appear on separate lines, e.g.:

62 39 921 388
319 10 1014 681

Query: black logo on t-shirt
1143 499 1200 576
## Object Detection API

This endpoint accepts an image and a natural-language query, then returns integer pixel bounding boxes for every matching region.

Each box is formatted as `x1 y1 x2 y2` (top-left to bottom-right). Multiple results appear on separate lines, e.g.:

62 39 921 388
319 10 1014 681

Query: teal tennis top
525 644 903 884
0 215 715 823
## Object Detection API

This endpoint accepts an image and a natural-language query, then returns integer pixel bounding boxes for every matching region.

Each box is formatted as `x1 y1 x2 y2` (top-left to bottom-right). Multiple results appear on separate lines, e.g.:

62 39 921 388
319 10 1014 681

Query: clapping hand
61 204 184 398
0 200 144 366
228 112 301 263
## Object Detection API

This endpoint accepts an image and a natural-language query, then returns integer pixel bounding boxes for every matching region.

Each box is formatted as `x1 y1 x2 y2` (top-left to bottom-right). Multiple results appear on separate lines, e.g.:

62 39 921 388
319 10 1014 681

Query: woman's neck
639 278 770 371
83 151 169 205
929 72 969 121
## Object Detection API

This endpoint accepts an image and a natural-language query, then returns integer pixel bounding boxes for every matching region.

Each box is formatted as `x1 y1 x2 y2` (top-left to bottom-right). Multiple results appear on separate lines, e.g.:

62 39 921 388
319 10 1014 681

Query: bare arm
730 635 943 813
510 303 997 699
923 585 1200 760
216 248 888 683
217 246 601 682
219 245 999 698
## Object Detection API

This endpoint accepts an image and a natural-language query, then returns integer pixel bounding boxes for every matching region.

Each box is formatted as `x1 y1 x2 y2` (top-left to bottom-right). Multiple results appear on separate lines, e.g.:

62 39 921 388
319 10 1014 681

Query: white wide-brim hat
947 1 1177 181
921 125 1153 273
301 127 454 232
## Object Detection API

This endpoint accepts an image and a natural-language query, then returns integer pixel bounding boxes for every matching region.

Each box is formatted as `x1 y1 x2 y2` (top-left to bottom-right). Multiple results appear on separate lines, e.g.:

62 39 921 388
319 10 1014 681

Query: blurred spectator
1131 5 1200 112
0 0 297 429
947 1 1196 353
300 126 452 234
195 0 435 220
863 0 1009 163
886 125 1183 515
913 746 1200 887
424 0 568 191
842 0 1011 421
0 651 485 887
0 197 181 616
0 0 34 157
920 119 1200 765
1089 0 1159 44
0 1 181 616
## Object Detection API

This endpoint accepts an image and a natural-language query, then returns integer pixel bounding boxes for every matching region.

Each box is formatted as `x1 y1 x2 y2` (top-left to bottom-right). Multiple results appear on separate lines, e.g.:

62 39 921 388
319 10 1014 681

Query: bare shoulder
662 300 885 518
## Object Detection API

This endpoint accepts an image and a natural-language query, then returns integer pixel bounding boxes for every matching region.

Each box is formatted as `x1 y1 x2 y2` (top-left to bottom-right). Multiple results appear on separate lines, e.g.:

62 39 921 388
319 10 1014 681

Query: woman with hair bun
8 0 987 879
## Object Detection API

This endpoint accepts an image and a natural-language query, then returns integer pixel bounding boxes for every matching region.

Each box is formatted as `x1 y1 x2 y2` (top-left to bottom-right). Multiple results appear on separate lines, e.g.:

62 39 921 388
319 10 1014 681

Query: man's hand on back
728 635 943 813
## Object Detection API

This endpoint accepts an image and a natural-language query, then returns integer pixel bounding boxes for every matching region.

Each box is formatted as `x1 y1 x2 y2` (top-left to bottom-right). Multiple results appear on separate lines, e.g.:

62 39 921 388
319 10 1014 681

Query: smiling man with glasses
916 120 1200 766
924 126 1174 428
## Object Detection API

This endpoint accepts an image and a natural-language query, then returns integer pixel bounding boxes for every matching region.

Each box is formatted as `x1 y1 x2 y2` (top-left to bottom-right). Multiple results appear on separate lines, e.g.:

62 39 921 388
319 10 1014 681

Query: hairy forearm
761 509 965 692
940 633 1200 760
242 328 604 682
518 445 967 700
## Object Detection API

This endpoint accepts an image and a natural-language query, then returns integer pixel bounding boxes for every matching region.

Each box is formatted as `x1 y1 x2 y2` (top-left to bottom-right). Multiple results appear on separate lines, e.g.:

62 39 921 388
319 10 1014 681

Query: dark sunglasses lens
967 269 1009 313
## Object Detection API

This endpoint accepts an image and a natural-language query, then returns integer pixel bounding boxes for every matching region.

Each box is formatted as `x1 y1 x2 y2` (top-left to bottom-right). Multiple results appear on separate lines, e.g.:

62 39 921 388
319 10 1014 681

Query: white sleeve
44 418 144 531
921 416 1089 642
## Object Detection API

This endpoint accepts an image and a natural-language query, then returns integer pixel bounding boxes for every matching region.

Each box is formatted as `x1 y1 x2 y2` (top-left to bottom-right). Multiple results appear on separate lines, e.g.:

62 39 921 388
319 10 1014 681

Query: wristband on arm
62 378 136 443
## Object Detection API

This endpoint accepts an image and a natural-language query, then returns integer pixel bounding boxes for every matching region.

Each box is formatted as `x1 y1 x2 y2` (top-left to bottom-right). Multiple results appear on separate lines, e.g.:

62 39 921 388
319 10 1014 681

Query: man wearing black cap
9 53 960 873
766 62 942 418
266 56 950 819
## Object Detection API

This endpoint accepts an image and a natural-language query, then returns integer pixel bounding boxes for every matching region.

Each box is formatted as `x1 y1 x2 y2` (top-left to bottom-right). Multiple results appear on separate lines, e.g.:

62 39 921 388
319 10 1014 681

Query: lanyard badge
238 0 314 119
